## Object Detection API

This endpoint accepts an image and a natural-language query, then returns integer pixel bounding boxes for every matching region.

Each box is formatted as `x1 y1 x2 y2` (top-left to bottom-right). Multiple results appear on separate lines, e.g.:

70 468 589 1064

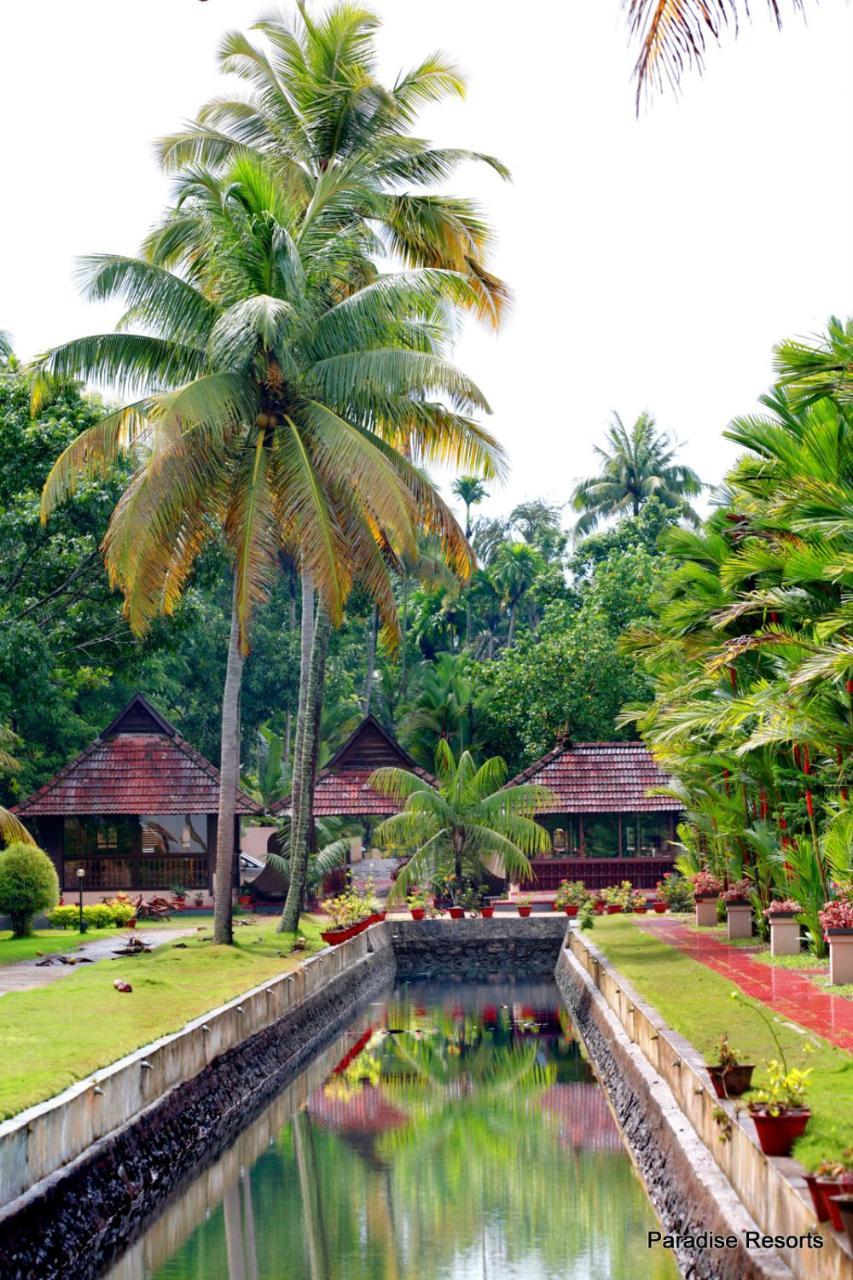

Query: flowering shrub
554 880 591 909
693 871 723 898
722 878 752 904
819 898 853 932
657 872 693 912
321 884 377 929
764 899 802 917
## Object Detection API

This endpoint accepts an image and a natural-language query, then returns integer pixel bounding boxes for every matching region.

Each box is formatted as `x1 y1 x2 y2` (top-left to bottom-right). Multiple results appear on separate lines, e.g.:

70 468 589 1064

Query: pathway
0 928 198 996
636 916 853 1053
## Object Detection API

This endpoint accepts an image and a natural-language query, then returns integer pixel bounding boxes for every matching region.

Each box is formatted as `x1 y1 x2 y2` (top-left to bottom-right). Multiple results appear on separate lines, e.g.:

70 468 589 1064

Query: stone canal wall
557 930 849 1280
0 925 395 1280
390 914 566 979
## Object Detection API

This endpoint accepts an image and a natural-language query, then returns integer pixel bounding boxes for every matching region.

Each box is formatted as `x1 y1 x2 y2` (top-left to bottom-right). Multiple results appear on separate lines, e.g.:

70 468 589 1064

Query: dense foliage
0 842 59 937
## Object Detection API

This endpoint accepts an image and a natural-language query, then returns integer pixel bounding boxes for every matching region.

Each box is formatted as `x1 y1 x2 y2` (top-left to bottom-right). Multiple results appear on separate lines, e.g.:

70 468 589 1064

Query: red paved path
636 917 853 1053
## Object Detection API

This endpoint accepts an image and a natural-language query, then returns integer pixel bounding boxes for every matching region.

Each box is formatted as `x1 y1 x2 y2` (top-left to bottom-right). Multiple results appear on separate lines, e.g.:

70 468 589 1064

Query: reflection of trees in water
151 997 677 1280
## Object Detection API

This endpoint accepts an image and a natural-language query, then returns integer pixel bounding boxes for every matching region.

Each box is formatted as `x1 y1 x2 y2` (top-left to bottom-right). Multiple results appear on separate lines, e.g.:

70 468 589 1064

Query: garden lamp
77 865 86 934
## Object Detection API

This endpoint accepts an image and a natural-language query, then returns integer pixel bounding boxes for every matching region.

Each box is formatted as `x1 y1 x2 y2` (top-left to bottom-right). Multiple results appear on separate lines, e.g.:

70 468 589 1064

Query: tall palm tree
451 476 489 540
154 2 510 326
370 740 552 896
571 412 702 536
35 154 502 943
489 541 544 645
400 652 481 766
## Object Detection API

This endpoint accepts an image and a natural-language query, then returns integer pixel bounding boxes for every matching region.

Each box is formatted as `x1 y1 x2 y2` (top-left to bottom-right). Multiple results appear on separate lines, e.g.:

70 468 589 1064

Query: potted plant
693 871 722 927
169 883 189 910
624 884 647 913
516 895 532 918
748 1060 812 1156
600 885 624 914
811 1155 853 1230
723 879 753 940
819 897 853 986
657 872 693 914
320 892 360 944
829 1192 853 1251
554 880 589 917
764 899 802 957
194 892 204 909
407 889 429 921
481 903 495 919
705 1035 755 1099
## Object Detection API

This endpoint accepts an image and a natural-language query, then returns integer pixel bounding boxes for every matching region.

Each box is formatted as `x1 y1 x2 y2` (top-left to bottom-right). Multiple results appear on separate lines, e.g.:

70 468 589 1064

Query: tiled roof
273 715 434 818
15 695 260 817
507 741 681 814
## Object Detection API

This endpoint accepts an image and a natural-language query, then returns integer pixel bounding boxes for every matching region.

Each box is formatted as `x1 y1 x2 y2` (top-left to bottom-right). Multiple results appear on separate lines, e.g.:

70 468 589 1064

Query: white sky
1 0 851 523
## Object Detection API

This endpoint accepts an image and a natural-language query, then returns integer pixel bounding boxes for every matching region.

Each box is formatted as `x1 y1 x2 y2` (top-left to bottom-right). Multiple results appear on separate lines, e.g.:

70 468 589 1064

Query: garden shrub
46 904 81 929
103 897 135 925
83 903 115 929
0 842 60 937
657 871 694 913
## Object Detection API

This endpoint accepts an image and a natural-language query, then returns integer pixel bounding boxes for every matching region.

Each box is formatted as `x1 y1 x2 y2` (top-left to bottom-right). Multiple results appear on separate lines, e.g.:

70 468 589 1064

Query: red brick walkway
636 917 853 1053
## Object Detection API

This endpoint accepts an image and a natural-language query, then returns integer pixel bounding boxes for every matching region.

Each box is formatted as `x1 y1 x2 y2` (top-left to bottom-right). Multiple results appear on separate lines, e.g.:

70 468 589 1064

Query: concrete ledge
0 925 377 1208
563 930 850 1280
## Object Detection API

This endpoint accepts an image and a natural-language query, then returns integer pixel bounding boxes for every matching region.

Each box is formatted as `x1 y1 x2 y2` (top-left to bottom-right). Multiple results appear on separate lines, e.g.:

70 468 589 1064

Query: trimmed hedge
0 843 59 937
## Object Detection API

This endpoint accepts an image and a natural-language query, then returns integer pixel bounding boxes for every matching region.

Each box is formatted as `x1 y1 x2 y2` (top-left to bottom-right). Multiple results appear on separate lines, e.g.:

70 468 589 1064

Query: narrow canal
108 981 678 1280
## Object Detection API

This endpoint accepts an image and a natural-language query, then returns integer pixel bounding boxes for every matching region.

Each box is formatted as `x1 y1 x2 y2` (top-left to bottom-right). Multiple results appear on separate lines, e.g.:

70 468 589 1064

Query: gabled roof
271 715 433 818
15 694 261 817
507 741 681 814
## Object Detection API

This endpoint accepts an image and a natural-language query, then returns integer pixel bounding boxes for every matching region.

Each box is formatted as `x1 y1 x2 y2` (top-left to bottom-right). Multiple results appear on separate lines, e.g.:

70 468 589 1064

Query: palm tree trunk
278 573 314 933
214 580 245 946
363 607 377 715
506 602 517 646
280 600 330 933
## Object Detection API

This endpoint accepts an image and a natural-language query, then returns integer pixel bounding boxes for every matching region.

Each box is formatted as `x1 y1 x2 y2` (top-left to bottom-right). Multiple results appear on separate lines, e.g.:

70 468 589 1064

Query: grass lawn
586 916 853 1169
0 916 325 1120
0 918 185 964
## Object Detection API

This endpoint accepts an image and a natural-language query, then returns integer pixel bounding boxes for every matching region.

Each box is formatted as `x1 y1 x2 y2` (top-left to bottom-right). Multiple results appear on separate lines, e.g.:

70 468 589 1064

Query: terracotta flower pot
830 1195 853 1251
448 906 464 919
410 908 426 921
564 905 579 917
321 925 354 945
707 1063 755 1099
517 905 532 918
748 1106 810 1156
653 902 667 914
817 1177 853 1231
481 907 494 918
605 904 622 915
126 918 137 929
804 1174 829 1222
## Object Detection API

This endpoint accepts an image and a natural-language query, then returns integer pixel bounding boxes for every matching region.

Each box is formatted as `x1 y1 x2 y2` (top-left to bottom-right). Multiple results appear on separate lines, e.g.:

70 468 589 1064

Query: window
581 815 620 857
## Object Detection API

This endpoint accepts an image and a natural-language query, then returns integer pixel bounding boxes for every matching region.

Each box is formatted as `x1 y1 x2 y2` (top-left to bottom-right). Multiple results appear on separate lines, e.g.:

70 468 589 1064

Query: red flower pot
321 926 354 945
748 1107 810 1156
594 901 605 914
817 1176 853 1230
564 905 579 917
605 904 622 915
831 1196 853 1251
653 903 667 914
804 1174 829 1222
481 907 494 918
126 918 137 929
706 1063 754 1099
375 910 387 922
517 905 532 918
410 908 426 921
633 906 648 914
448 906 464 919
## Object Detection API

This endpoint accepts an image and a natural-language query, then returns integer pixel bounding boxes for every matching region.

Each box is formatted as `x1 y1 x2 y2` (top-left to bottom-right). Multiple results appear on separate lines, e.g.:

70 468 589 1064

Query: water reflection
111 982 677 1280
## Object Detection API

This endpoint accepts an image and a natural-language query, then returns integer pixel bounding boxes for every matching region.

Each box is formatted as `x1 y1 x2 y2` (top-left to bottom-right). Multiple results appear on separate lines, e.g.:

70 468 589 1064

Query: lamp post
77 866 86 934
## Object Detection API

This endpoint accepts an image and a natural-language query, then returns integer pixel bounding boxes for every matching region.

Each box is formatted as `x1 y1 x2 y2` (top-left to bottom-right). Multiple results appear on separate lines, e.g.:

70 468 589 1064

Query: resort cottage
13 694 260 903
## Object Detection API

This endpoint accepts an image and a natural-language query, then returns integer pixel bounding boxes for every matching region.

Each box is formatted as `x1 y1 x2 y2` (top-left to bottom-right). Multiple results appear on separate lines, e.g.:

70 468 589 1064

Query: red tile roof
273 715 434 818
15 695 260 817
507 741 680 814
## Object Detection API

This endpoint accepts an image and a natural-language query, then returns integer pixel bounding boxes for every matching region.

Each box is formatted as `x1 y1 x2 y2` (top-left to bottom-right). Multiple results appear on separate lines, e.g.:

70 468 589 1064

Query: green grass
587 916 853 1169
0 917 325 1120
0 918 199 965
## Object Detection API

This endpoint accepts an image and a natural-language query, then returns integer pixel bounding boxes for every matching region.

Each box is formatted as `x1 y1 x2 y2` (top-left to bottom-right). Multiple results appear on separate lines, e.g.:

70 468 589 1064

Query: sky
1 0 851 526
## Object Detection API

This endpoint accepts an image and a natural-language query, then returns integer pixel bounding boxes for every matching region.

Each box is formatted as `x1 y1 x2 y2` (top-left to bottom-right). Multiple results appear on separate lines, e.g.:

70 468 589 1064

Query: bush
103 897 135 925
83 903 116 929
45 904 81 929
0 843 60 937
657 872 694 912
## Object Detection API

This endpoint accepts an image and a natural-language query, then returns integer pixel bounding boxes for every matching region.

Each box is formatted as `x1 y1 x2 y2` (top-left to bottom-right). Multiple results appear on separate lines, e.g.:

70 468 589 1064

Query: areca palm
35 154 503 943
370 739 552 898
571 412 702 536
489 541 544 645
153 2 509 325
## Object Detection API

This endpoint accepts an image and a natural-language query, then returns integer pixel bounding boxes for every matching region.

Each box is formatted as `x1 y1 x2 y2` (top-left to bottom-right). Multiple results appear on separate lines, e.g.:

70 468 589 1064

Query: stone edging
0 922 392 1210
561 930 850 1280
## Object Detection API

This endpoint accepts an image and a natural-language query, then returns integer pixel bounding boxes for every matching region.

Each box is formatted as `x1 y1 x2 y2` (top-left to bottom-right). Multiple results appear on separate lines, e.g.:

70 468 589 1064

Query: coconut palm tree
154 2 510 325
451 476 489 540
371 740 552 897
34 154 502 943
0 807 34 847
489 541 544 645
571 412 702 536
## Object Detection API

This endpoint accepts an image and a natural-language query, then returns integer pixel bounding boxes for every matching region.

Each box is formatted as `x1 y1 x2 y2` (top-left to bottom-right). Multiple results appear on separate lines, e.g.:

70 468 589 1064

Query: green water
118 981 678 1280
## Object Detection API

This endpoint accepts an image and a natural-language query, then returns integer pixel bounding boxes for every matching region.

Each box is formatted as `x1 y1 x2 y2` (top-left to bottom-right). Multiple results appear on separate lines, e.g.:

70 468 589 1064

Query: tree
36 154 497 944
0 843 59 937
452 476 489 540
571 412 701 536
489 542 545 645
371 740 552 896
155 3 510 325
400 652 483 766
